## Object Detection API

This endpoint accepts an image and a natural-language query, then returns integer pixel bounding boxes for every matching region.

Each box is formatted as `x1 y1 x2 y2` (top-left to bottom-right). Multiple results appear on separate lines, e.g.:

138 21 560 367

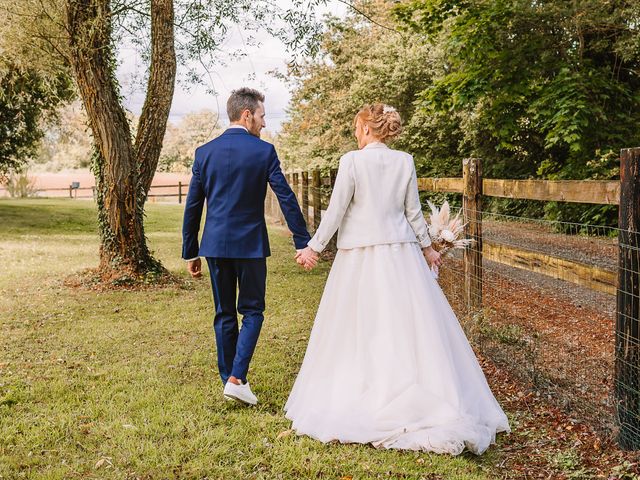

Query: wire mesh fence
272 159 640 449
616 227 640 449
440 208 618 436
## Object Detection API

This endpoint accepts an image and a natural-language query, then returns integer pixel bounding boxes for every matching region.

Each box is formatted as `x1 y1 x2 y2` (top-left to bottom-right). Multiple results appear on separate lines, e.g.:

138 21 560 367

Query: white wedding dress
284 143 510 455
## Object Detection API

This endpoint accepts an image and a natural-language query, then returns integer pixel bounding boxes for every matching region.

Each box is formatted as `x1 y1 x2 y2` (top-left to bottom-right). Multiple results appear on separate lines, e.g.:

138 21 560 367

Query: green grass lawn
0 199 502 479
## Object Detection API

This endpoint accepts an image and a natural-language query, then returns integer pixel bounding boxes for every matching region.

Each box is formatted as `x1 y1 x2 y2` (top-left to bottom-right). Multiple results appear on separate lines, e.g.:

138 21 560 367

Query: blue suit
182 128 310 384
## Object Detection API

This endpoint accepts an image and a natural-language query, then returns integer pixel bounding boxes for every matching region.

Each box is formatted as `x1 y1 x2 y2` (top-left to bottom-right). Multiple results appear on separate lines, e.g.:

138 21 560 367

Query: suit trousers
206 257 267 384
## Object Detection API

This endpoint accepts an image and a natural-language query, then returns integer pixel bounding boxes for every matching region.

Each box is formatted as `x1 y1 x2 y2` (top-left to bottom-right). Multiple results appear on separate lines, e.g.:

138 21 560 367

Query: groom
182 88 317 405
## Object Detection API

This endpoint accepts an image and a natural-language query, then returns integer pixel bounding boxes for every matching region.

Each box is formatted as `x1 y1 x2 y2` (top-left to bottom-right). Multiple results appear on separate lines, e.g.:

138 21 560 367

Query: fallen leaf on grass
276 429 293 440
94 457 112 469
78 423 92 434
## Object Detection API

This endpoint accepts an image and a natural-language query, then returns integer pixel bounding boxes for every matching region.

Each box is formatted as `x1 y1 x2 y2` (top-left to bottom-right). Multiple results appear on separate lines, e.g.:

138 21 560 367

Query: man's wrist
185 257 199 262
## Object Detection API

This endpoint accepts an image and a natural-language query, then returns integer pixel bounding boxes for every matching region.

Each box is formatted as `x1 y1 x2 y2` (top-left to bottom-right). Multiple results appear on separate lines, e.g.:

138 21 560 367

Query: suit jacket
307 142 431 253
182 128 310 259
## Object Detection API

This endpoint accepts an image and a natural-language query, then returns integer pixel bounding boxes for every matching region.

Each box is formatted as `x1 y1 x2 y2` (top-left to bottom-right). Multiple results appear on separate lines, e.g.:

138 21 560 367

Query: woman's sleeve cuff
417 232 432 248
307 237 325 253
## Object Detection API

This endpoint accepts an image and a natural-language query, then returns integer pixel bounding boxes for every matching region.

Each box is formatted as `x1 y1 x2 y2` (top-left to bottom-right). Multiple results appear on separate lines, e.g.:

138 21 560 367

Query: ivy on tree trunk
66 0 176 282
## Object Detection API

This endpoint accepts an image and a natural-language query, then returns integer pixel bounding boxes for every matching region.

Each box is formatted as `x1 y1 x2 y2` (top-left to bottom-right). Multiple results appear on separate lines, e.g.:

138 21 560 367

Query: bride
288 103 510 455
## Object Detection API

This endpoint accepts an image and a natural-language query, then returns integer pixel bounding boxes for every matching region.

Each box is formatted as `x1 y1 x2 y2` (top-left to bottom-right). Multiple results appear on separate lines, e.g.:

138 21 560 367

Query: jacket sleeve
267 146 311 249
181 154 206 259
308 153 355 253
404 159 432 248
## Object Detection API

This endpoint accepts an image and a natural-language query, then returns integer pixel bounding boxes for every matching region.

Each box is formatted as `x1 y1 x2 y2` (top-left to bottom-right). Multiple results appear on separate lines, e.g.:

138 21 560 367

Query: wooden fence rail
417 177 620 205
276 166 620 298
1 182 188 203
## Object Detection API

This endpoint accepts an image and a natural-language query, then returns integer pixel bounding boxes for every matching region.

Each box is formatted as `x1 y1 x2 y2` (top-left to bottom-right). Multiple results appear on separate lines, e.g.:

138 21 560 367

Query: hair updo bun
354 103 402 143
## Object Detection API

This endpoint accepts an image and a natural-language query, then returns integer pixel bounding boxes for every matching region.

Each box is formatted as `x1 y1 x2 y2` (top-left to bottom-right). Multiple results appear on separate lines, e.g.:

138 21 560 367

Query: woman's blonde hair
354 103 402 143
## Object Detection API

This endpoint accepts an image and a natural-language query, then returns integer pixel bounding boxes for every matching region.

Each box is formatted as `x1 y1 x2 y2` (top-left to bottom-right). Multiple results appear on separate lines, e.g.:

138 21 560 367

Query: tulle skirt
284 242 510 455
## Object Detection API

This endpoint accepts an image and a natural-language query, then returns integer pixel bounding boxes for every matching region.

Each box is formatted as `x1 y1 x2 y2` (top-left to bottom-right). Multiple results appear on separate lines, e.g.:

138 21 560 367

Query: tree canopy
0 0 325 284
279 0 640 224
0 66 73 179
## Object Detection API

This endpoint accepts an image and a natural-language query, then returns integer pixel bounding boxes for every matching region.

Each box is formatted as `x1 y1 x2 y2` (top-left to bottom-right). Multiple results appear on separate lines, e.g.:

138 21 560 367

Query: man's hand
295 246 319 271
422 246 443 269
187 258 203 278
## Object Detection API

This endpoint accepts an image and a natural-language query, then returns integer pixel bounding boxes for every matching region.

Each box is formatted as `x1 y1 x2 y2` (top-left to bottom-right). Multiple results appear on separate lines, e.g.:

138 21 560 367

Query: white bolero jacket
307 142 431 253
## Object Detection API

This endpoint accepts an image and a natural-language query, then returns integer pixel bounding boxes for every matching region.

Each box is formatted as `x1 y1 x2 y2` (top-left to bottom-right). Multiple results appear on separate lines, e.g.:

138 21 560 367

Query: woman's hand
295 246 319 271
422 246 443 269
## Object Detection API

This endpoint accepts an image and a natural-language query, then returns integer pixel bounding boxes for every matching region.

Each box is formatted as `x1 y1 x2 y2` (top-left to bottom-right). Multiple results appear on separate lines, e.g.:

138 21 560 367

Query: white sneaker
223 380 258 405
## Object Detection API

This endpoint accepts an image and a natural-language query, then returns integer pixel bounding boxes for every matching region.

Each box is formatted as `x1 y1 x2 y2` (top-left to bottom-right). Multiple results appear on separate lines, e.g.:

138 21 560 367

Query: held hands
187 258 203 279
423 246 443 269
295 246 319 271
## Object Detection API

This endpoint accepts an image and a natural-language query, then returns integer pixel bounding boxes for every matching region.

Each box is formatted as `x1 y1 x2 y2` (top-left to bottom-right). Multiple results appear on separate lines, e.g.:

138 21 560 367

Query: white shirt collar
362 141 388 150
227 124 248 132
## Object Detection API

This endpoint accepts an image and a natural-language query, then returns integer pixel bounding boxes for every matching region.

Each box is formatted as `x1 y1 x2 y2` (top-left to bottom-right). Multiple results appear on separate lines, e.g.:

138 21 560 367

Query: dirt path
483 218 618 270
441 250 615 430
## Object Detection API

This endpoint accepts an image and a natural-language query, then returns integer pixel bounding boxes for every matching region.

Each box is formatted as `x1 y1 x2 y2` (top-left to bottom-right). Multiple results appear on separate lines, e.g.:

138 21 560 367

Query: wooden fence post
271 187 278 223
301 171 309 226
312 169 322 232
178 181 183 204
292 172 299 203
463 158 483 311
266 187 272 218
616 147 640 449
276 174 287 225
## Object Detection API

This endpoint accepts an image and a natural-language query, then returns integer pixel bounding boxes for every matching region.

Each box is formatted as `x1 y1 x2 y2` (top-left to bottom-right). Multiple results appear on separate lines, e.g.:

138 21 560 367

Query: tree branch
134 0 177 196
335 0 402 35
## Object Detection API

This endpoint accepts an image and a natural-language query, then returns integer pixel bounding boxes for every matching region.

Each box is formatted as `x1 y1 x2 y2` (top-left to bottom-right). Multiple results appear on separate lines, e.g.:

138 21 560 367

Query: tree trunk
135 0 176 197
66 0 176 282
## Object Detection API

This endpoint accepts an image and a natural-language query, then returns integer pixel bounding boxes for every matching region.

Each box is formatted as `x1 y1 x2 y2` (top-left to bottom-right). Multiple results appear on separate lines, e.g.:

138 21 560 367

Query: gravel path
482 218 618 271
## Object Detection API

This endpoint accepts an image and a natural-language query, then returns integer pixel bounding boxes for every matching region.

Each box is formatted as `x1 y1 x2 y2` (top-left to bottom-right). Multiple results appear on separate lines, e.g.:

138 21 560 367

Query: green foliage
279 0 640 226
396 0 640 178
157 110 224 172
34 102 95 172
278 4 434 171
0 66 73 178
3 171 38 198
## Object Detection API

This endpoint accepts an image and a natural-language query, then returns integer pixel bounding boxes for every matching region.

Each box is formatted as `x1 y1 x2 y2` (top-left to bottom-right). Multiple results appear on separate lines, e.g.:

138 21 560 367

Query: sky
117 2 348 133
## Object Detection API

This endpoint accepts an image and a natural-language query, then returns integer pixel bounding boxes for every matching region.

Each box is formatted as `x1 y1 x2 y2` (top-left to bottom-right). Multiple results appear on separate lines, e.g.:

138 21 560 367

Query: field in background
0 171 192 199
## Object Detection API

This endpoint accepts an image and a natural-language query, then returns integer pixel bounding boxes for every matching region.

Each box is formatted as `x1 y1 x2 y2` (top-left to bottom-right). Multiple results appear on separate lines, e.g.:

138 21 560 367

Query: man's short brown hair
227 88 265 121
